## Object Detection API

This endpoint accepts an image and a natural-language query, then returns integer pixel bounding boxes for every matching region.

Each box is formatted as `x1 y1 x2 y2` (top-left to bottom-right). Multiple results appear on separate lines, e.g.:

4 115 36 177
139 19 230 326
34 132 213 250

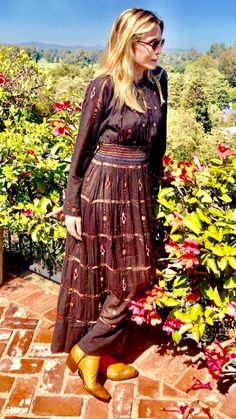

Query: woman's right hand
65 215 82 240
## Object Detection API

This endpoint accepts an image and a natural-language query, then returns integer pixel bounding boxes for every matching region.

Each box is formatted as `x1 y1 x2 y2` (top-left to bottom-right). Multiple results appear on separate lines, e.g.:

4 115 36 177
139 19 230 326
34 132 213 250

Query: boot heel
66 353 78 373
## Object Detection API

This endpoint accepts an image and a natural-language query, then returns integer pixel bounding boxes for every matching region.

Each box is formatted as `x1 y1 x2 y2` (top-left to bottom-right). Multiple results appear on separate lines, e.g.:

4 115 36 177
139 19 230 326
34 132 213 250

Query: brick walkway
0 271 235 419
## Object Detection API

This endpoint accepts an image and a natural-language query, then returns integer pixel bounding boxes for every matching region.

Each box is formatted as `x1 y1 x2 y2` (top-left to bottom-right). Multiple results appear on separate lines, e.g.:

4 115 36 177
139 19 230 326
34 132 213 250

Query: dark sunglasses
138 38 165 51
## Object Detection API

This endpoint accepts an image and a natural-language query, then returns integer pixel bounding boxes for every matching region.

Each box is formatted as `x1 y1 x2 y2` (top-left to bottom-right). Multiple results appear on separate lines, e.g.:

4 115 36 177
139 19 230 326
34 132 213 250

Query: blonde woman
51 7 168 403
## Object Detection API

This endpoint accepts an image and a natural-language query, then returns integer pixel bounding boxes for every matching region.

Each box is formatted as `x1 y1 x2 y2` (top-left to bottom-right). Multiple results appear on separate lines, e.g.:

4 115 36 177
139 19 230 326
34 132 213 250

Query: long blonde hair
95 8 164 113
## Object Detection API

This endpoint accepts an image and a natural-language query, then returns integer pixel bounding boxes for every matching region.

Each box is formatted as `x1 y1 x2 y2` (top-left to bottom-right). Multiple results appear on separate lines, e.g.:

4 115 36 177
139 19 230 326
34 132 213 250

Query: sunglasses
138 38 165 52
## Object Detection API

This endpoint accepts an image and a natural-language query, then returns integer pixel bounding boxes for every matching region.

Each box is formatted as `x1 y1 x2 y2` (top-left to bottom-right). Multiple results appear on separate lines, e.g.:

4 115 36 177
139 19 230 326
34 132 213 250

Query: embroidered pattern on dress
90 86 96 99
121 211 127 224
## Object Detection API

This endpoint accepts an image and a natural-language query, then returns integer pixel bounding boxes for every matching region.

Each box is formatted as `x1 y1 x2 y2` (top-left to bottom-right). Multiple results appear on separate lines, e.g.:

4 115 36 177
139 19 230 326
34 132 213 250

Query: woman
51 7 168 403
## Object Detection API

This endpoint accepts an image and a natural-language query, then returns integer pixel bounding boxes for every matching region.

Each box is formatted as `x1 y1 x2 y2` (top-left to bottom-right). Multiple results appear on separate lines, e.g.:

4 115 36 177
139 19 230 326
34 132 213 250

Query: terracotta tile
0 342 6 357
136 346 192 385
28 343 64 358
32 396 83 416
162 383 191 399
0 375 15 392
43 306 57 322
0 277 25 296
64 375 89 396
17 290 52 309
32 294 58 315
0 330 12 341
0 398 5 412
175 366 211 395
39 359 66 393
220 384 236 418
0 307 5 317
138 375 161 398
112 383 134 417
139 399 179 418
5 376 37 415
4 303 31 318
34 321 54 343
0 358 43 374
84 397 109 419
0 318 38 330
7 330 34 357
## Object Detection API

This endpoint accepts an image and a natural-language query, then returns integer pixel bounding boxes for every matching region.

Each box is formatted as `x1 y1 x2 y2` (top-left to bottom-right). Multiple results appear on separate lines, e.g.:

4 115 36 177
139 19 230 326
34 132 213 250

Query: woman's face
133 22 163 78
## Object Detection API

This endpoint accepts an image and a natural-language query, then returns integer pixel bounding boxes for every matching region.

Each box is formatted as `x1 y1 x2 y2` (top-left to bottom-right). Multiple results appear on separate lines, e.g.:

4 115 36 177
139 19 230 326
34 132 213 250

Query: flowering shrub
129 144 236 381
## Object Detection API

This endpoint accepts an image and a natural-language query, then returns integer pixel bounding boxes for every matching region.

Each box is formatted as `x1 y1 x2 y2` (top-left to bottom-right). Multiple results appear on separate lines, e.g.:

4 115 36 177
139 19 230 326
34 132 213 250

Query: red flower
22 208 33 217
215 143 236 158
55 211 65 221
51 119 72 137
53 100 71 112
19 170 31 177
74 102 83 111
186 290 201 302
146 310 162 326
27 149 35 155
163 155 174 166
162 317 184 334
0 74 6 87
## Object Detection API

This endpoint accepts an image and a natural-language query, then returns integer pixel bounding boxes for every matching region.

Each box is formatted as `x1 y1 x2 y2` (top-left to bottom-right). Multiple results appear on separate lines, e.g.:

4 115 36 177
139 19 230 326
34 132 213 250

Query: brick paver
0 270 235 419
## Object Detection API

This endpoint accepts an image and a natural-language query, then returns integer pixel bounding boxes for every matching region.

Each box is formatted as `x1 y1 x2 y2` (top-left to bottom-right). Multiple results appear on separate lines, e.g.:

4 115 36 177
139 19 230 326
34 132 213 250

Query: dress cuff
63 200 81 217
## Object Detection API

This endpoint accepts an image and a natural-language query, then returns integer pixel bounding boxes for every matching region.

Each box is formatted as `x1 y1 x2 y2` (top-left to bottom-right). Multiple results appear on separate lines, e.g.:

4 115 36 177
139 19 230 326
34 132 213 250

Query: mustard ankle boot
99 355 139 381
66 345 111 403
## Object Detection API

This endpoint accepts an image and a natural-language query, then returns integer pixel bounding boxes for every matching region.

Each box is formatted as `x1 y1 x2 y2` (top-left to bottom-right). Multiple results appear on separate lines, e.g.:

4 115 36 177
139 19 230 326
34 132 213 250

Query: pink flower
169 211 184 227
163 155 174 166
187 376 212 391
22 208 33 217
53 100 71 112
215 143 236 158
146 285 165 298
183 238 201 255
227 301 236 318
179 251 199 269
0 74 6 87
205 340 234 380
165 239 181 254
162 317 184 334
146 310 162 326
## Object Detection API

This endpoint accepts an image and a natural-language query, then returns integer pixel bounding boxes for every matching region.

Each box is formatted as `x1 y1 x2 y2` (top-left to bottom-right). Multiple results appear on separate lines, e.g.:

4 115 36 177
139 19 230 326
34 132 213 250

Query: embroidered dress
51 67 168 353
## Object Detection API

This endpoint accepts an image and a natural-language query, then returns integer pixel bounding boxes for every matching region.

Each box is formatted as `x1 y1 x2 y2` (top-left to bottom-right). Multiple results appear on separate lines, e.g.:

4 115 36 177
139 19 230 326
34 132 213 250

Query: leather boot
99 354 139 381
66 345 111 403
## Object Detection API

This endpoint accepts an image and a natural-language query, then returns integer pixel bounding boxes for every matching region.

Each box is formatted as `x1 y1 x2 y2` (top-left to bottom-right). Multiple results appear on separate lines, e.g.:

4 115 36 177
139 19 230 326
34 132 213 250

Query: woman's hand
65 215 82 240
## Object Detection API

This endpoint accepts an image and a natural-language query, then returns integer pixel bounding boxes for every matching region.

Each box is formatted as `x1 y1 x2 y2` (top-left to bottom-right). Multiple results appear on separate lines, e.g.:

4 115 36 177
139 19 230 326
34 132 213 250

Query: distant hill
14 41 104 51
3 41 185 53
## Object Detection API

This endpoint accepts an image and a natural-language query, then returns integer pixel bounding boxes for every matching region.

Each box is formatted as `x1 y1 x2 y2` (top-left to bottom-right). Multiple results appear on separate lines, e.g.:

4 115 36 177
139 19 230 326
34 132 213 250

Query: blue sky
0 0 235 52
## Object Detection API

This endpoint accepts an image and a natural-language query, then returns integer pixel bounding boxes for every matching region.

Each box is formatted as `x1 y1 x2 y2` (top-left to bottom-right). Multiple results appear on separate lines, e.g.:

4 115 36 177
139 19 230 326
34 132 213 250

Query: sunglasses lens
152 39 165 50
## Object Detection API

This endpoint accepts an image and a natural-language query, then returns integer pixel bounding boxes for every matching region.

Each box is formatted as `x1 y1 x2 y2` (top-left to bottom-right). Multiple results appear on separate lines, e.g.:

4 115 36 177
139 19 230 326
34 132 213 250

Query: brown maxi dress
51 66 168 355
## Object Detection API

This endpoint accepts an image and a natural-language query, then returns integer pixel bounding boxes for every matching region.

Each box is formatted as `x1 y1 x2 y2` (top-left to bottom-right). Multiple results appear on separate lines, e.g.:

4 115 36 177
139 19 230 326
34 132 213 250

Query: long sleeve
149 68 168 181
63 76 112 216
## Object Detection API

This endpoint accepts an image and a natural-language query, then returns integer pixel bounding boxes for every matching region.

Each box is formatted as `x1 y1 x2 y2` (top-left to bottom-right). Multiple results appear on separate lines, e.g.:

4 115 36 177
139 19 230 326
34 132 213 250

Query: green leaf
172 331 182 343
223 276 236 289
183 212 202 235
206 257 220 275
211 244 225 257
158 187 175 199
228 257 236 270
190 304 203 321
217 257 228 271
196 208 211 224
219 194 232 203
